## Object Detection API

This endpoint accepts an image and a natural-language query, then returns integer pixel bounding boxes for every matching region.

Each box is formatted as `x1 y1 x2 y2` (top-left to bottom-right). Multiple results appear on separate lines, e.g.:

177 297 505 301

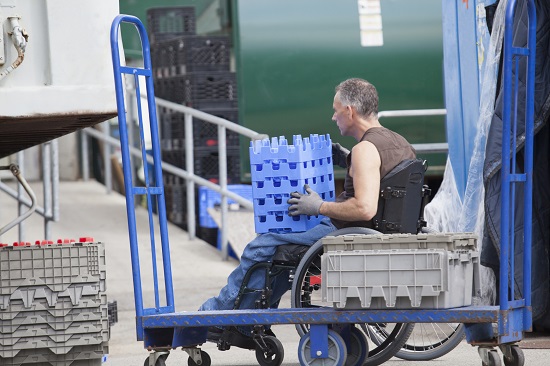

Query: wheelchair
211 158 433 366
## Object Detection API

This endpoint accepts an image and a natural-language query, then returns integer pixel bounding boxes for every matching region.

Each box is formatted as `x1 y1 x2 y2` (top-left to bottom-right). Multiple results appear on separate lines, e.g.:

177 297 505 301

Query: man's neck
353 118 382 141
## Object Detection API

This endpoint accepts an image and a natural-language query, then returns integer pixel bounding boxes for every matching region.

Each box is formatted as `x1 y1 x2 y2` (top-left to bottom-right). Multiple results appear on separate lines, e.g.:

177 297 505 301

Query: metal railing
378 108 448 153
81 91 267 260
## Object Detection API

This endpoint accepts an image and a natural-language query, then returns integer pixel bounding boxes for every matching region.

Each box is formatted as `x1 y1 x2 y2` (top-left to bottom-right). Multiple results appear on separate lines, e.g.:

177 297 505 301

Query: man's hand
332 143 350 168
287 184 324 216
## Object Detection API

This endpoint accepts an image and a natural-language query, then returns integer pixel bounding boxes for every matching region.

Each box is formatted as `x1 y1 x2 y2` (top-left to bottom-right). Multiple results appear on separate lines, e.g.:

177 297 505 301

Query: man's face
332 93 352 136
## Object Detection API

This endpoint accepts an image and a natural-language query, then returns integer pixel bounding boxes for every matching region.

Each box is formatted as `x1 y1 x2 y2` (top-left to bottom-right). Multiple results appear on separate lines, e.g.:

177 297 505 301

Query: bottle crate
162 147 241 179
152 35 231 77
156 72 238 108
147 7 196 43
159 108 240 151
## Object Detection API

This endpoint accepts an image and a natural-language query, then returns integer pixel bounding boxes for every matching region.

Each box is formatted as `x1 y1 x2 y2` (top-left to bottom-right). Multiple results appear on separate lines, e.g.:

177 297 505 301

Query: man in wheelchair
200 78 417 349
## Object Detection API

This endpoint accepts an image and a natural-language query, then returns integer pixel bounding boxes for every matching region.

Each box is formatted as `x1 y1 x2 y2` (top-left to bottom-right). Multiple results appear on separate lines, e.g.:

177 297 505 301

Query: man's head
332 78 379 138
335 78 378 119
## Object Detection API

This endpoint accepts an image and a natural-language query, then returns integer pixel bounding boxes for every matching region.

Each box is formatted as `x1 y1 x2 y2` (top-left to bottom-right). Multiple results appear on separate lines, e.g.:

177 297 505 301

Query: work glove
287 184 324 216
332 142 350 169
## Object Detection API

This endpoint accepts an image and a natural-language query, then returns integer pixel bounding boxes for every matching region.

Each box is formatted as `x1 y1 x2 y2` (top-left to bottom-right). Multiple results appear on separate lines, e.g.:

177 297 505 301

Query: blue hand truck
109 0 536 364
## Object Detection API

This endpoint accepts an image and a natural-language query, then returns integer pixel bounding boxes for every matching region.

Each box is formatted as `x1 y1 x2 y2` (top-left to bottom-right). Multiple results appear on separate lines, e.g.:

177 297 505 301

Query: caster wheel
503 346 525 366
144 354 168 366
188 350 211 366
345 327 369 366
482 350 502 366
256 335 284 366
298 329 348 366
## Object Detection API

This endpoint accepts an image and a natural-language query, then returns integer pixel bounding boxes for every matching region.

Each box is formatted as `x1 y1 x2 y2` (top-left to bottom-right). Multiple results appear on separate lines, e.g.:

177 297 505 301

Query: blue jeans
199 218 336 315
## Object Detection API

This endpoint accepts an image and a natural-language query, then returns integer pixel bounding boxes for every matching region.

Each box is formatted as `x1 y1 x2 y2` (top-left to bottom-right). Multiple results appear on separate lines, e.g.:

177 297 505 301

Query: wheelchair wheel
392 323 465 360
256 336 284 366
290 228 415 366
378 227 465 361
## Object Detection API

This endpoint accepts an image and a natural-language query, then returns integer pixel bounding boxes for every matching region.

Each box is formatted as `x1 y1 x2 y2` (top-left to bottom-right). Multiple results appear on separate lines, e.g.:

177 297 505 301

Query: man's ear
346 105 354 118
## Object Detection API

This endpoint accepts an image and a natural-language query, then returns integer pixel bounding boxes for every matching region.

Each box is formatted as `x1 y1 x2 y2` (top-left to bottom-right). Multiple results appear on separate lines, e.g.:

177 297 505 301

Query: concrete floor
1 180 549 366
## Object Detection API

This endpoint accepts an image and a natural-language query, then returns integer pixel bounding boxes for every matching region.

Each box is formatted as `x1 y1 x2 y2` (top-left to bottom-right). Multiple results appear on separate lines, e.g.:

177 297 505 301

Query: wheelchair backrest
371 158 428 234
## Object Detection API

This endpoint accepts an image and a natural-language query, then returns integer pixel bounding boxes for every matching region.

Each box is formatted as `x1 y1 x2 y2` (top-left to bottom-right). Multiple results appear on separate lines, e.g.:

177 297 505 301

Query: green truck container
120 0 446 181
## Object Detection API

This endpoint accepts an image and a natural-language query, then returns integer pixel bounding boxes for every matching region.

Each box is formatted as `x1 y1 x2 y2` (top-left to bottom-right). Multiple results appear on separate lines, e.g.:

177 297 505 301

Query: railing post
16 150 25 242
52 139 60 222
41 142 52 240
185 112 196 239
102 121 112 194
218 125 228 261
81 130 90 181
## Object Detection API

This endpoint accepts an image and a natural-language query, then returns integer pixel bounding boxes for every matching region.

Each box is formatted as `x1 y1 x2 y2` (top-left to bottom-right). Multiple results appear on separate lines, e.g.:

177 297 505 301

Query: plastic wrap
424 0 509 304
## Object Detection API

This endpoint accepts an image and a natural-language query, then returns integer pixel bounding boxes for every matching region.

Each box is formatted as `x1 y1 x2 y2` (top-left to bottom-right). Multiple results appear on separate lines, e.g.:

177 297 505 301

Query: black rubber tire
503 345 525 366
483 350 502 366
359 323 414 366
345 327 369 366
144 354 167 366
298 329 347 366
290 227 415 366
256 335 284 366
187 350 211 366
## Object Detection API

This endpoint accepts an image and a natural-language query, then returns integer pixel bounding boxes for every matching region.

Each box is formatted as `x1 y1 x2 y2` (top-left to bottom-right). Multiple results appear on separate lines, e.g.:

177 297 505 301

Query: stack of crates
147 7 240 234
321 233 481 309
249 134 335 234
0 239 109 366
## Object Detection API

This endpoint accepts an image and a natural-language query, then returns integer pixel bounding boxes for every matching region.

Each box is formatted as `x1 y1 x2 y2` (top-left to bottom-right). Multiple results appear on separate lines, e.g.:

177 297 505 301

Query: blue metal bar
132 70 161 311
110 15 145 329
500 0 536 336
110 15 175 340
523 0 536 330
120 66 152 76
500 0 514 312
141 306 500 329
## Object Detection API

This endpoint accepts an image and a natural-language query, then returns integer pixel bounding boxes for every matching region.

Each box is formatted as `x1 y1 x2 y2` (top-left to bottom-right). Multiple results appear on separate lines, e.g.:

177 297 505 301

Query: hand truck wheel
501 345 525 366
479 347 502 366
187 350 211 366
344 326 369 366
144 352 168 366
255 335 284 366
298 329 347 366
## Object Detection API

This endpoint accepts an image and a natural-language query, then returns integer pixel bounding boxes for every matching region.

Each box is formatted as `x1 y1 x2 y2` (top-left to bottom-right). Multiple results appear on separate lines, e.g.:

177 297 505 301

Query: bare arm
319 141 380 221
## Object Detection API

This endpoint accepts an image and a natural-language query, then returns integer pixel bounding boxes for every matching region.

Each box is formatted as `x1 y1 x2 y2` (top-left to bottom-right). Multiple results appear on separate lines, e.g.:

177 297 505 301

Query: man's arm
319 141 381 221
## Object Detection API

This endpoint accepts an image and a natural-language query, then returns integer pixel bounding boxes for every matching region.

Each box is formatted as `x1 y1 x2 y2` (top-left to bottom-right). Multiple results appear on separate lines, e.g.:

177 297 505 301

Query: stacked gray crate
321 233 481 309
0 241 109 366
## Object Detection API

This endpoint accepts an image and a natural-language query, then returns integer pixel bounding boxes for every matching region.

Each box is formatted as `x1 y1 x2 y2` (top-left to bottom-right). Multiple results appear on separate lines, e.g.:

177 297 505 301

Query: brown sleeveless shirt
331 127 416 229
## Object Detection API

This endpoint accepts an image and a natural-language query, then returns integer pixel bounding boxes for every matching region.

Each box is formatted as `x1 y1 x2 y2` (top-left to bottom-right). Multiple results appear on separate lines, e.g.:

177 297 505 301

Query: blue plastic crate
198 185 253 228
249 134 332 165
254 211 325 234
251 175 334 198
249 134 335 233
253 189 335 216
250 157 332 181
